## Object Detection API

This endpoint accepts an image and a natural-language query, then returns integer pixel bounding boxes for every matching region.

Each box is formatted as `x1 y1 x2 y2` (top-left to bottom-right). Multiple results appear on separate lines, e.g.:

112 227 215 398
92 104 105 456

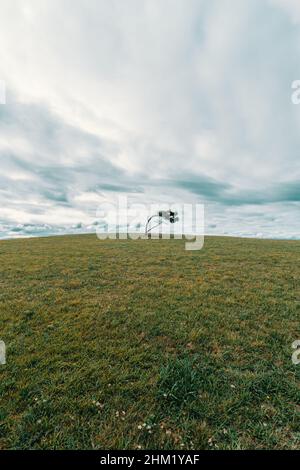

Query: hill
0 234 299 449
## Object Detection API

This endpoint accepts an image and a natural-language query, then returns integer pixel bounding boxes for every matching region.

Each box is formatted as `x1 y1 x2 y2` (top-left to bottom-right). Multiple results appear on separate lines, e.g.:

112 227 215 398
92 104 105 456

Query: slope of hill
0 235 299 449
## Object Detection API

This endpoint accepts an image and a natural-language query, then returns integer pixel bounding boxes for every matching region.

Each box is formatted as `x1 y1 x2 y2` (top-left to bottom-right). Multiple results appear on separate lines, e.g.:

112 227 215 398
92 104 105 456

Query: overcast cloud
0 0 299 239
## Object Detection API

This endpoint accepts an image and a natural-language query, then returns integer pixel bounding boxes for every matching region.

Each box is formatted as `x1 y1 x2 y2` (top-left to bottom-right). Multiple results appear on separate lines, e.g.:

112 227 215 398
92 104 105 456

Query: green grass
0 234 299 450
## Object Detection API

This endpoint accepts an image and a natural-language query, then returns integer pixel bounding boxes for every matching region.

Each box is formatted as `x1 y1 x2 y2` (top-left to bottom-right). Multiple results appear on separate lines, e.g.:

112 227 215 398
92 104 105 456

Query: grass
0 234 299 450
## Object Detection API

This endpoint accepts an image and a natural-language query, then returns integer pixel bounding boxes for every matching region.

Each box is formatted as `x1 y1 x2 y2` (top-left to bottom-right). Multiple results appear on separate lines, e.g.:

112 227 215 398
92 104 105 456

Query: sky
0 0 299 239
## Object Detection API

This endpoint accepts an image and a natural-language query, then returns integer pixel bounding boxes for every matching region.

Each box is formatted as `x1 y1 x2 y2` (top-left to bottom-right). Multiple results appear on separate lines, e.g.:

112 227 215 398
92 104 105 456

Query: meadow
0 234 299 450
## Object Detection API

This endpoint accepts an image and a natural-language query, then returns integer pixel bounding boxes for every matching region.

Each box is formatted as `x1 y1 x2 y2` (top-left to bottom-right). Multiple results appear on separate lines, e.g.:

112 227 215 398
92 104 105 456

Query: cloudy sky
0 0 299 239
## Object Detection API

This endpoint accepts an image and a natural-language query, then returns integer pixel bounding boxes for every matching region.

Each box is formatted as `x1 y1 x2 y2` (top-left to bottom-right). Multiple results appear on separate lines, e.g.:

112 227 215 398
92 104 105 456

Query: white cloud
0 0 299 238
270 0 300 23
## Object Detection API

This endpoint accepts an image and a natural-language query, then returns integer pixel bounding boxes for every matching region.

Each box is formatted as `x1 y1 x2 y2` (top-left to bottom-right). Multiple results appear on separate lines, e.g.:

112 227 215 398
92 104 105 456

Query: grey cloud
171 174 300 206
0 98 141 224
0 0 300 239
93 183 144 193
171 175 230 199
224 181 300 206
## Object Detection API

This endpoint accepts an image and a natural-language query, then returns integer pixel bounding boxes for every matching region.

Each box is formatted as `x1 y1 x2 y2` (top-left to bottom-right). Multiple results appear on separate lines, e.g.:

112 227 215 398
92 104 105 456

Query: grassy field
0 234 299 450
